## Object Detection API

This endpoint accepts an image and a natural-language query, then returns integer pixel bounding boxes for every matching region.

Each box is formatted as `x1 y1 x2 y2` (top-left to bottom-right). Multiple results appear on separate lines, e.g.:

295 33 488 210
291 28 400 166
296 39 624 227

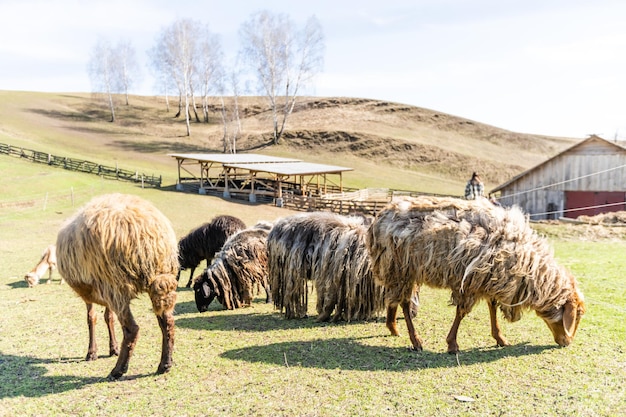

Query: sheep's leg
85 303 98 361
445 306 466 354
108 306 139 381
488 299 510 347
156 311 176 374
401 300 423 351
105 307 120 356
264 282 272 303
386 303 400 336
185 267 196 288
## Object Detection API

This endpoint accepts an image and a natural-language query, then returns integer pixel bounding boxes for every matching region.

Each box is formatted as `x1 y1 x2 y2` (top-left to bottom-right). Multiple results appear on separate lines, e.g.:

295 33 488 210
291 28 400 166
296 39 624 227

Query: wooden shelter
169 153 353 205
490 135 626 219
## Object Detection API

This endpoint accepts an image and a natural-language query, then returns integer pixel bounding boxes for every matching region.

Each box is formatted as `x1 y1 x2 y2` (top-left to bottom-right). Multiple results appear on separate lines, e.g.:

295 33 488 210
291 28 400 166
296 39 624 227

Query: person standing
464 172 485 200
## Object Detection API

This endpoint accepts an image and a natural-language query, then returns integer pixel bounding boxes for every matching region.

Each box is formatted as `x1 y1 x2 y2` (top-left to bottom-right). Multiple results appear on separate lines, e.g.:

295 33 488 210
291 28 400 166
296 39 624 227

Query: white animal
24 244 60 287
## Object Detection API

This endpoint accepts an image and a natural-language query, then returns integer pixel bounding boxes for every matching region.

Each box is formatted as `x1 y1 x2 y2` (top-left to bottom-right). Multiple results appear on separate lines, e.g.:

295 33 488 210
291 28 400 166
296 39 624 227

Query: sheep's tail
149 274 178 315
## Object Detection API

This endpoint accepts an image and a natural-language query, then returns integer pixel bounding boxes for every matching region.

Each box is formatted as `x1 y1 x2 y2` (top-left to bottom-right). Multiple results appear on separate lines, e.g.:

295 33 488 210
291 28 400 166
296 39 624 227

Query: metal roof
168 153 301 164
225 162 353 176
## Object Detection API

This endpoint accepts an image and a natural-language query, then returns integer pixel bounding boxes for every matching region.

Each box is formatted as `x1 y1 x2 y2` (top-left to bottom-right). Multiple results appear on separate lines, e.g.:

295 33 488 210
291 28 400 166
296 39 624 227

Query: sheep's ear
562 301 577 337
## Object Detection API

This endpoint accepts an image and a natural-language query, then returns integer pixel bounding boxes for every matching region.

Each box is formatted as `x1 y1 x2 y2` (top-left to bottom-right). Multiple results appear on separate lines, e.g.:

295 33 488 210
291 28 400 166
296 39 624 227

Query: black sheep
178 215 246 287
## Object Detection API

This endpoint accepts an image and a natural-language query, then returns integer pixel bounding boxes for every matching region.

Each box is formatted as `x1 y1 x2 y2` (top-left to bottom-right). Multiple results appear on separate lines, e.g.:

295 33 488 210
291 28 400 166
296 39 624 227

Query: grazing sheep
193 221 273 312
268 212 385 322
56 193 179 380
366 196 586 353
178 215 246 288
24 244 60 287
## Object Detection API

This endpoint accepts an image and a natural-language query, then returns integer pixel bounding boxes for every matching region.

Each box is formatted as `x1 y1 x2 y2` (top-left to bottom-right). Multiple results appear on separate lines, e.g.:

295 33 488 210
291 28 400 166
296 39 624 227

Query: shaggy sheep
193 221 273 312
178 215 246 288
366 196 586 353
56 193 179 380
268 212 385 322
24 244 60 287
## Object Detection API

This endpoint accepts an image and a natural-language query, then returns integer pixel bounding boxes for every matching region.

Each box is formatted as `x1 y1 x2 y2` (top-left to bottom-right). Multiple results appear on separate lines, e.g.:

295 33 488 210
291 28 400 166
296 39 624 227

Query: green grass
0 92 626 417
1 157 625 416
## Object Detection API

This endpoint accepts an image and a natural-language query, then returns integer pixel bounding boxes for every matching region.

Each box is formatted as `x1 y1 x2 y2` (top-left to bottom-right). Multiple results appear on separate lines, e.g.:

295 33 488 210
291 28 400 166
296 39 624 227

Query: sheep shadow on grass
219 338 555 372
0 353 103 398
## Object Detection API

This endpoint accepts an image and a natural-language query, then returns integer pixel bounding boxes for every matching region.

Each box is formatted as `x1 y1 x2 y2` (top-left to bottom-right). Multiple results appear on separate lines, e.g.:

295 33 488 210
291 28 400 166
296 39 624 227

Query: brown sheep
268 212 385 322
193 221 273 312
178 215 246 288
366 196 585 353
24 244 60 287
56 193 179 380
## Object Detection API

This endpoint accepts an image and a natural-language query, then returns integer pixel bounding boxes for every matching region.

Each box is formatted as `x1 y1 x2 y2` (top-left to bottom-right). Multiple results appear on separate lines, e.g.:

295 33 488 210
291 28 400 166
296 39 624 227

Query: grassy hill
1 91 623 417
0 91 578 196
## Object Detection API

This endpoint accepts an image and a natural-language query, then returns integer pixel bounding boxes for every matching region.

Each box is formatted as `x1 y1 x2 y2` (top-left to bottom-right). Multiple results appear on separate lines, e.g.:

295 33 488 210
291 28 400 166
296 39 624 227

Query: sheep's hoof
408 345 423 352
156 363 172 374
85 352 98 361
495 339 510 347
107 371 123 381
110 348 120 357
447 347 460 354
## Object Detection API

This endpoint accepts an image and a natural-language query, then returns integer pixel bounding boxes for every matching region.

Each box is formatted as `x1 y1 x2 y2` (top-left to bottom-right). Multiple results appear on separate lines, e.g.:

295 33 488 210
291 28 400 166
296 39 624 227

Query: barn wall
497 139 626 219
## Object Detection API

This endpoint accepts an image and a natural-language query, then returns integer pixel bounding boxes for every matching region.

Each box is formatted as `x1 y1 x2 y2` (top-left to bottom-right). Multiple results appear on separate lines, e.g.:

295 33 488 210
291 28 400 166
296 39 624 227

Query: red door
564 191 626 218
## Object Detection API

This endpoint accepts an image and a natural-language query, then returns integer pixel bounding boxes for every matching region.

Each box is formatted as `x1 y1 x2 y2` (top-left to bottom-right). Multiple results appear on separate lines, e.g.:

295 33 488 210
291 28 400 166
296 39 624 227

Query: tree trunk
107 92 116 122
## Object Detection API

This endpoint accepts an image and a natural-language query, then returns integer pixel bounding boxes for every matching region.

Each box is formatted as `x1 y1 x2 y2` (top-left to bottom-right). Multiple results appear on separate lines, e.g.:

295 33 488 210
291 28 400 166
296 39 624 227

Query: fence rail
282 188 446 216
0 143 161 187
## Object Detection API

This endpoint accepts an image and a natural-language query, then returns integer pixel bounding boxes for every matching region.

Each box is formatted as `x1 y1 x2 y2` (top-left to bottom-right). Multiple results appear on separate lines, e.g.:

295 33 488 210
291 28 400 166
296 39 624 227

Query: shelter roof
168 153 301 164
225 162 353 176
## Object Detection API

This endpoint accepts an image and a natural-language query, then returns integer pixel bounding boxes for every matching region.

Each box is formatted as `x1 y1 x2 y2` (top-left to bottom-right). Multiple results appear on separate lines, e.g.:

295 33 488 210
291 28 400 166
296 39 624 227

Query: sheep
268 212 385 322
178 215 246 288
56 193 179 380
24 244 60 287
366 195 586 353
193 221 273 312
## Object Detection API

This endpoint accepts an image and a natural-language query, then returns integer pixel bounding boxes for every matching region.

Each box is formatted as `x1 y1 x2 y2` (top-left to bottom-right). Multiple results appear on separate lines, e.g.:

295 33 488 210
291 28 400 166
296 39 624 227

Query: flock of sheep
26 193 586 380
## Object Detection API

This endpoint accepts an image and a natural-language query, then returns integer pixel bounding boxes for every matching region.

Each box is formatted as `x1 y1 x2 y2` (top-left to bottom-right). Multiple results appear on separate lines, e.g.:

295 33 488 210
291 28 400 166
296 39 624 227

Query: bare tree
88 39 118 122
196 29 223 123
218 65 245 153
116 40 139 105
149 19 203 136
239 11 324 144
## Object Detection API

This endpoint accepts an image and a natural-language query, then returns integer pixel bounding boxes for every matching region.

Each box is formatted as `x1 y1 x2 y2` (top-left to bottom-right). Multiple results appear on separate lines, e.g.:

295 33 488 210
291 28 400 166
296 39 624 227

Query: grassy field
0 157 624 416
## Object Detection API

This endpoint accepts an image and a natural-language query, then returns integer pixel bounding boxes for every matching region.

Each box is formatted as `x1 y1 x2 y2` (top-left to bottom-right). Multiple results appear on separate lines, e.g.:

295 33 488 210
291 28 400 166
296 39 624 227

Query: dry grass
0 91 578 195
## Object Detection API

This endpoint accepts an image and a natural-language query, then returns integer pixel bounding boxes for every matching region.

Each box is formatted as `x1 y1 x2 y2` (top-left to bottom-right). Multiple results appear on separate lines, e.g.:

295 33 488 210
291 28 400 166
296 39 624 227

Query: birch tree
218 65 244 153
239 11 324 144
149 19 202 136
88 39 118 122
196 29 223 123
116 39 139 105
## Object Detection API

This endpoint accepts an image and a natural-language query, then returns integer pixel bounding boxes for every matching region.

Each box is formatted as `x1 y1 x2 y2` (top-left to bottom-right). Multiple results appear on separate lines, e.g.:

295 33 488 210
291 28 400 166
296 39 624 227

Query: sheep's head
24 272 39 287
538 287 585 347
193 271 218 313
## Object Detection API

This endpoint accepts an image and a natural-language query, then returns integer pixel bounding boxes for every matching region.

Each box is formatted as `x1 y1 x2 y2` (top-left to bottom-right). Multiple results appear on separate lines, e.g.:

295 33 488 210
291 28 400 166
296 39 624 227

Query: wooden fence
0 143 161 187
281 188 445 216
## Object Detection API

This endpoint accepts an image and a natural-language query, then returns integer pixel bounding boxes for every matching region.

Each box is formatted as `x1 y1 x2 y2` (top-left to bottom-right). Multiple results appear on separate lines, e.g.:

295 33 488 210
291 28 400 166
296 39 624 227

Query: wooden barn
490 135 626 220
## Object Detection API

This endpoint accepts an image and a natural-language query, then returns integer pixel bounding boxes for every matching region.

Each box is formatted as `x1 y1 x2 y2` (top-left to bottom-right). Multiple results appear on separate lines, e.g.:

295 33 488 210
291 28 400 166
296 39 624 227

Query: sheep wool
268 212 385 322
193 221 273 312
367 195 585 352
56 193 179 380
178 215 246 287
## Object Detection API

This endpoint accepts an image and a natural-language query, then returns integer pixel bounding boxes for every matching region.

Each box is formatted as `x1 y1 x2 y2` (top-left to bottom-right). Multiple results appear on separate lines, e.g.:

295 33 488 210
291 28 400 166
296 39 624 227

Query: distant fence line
282 188 451 216
0 143 161 188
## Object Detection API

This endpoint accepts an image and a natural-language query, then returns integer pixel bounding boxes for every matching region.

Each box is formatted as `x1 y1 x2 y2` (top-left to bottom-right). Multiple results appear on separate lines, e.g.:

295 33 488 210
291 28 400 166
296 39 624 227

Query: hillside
0 91 578 196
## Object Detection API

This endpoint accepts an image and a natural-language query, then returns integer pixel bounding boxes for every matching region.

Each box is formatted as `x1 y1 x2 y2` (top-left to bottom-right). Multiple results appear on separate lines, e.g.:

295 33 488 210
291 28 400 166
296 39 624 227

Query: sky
1 0 626 138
